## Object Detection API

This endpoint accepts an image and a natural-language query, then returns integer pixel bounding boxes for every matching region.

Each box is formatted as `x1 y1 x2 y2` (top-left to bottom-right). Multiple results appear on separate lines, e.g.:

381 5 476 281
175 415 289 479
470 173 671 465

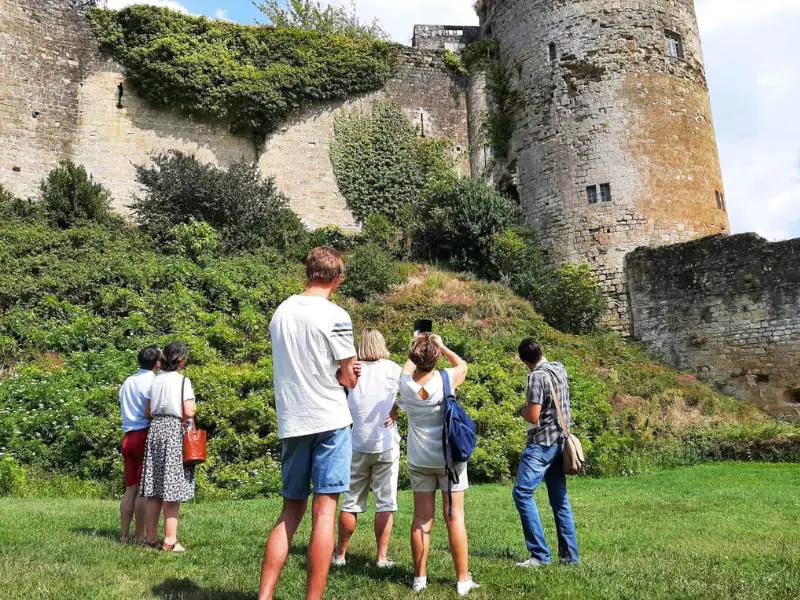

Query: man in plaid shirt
513 338 579 567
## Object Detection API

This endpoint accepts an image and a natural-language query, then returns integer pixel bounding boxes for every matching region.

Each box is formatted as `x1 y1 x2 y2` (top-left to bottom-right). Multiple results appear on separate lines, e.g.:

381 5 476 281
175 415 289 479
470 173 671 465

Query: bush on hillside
420 178 518 275
490 227 546 298
0 186 40 222
330 101 454 224
166 220 222 263
362 212 403 256
40 161 112 229
133 151 293 252
307 226 361 252
339 244 402 301
257 0 387 39
536 263 606 334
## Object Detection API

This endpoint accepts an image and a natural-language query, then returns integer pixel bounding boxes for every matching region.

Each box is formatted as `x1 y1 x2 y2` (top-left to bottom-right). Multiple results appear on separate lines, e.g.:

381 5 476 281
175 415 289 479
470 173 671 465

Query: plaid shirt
526 360 571 446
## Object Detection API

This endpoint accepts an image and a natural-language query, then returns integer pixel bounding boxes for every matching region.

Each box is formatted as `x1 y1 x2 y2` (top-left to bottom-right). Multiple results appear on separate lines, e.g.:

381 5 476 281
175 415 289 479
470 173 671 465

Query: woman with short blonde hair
334 328 402 568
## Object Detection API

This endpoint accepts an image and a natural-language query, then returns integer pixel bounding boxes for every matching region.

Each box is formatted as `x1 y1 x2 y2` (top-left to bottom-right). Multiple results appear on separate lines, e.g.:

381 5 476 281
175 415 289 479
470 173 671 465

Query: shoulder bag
181 376 208 465
546 374 585 475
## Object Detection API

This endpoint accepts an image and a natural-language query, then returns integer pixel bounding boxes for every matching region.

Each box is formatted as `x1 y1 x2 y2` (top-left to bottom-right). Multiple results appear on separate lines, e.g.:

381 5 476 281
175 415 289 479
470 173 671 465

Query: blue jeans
512 443 579 564
281 427 352 499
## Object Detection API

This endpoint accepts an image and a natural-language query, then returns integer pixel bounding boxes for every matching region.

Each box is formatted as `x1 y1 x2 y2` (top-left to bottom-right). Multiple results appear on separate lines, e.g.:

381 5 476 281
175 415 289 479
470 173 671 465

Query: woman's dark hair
138 345 162 370
518 338 543 366
161 342 189 372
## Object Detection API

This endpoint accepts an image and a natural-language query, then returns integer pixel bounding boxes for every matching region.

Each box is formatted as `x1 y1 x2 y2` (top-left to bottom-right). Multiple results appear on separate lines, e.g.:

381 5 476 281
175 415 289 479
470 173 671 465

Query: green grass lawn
1 463 799 600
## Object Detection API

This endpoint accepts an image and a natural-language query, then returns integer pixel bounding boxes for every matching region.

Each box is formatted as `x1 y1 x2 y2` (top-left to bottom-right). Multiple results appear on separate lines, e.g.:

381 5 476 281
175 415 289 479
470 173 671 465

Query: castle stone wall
627 234 800 420
480 0 730 330
1 2 470 229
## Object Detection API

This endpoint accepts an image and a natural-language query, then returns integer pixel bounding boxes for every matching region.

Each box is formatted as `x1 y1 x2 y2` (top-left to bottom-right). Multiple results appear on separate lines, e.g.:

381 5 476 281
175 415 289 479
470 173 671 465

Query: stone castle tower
477 0 731 328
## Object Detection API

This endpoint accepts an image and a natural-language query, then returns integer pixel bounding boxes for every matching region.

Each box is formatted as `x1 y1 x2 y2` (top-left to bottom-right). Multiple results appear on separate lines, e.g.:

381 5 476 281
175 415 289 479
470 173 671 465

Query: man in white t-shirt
259 247 360 600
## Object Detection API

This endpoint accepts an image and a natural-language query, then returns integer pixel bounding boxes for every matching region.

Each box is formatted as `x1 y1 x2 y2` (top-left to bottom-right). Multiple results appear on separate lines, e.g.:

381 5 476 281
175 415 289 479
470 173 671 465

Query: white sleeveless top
346 359 402 454
397 368 456 468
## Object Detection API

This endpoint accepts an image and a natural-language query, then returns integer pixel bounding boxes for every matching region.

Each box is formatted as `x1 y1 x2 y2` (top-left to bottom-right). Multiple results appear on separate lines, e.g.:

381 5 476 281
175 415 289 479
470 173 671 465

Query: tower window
600 183 612 203
548 42 557 62
587 185 598 205
715 190 726 212
666 31 685 60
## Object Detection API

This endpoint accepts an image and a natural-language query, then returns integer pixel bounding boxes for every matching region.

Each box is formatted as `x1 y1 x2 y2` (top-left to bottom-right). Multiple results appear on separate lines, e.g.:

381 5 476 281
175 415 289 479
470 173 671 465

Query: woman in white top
334 329 402 568
140 342 197 553
389 333 479 597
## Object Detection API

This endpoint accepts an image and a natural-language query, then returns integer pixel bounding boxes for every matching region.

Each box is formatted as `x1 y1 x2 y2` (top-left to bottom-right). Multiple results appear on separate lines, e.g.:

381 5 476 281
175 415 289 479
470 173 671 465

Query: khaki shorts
408 462 468 493
341 449 399 513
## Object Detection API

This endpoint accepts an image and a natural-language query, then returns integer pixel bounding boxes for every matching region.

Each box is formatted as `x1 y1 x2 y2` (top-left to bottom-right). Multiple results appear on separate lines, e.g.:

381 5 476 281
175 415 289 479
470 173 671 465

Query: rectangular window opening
587 185 598 205
666 30 685 60
600 183 612 203
548 42 557 62
715 190 726 212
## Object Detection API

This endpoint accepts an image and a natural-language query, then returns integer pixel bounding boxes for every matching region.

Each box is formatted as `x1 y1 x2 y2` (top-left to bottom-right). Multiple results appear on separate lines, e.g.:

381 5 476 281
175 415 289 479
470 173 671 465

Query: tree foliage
537 263 606 334
339 243 402 301
256 0 387 39
132 151 296 252
88 6 396 141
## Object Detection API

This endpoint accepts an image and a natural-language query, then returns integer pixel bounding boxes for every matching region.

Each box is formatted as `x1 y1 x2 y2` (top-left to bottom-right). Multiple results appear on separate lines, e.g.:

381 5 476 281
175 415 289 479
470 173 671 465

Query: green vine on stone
87 6 398 145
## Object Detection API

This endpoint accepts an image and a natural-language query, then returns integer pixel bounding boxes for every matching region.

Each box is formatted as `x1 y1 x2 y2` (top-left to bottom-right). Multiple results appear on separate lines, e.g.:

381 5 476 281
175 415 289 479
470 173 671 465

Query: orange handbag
180 376 207 465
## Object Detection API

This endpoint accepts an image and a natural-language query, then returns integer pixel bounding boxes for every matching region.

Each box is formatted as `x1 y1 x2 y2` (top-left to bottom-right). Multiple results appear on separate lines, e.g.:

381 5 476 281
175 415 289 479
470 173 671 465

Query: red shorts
120 428 149 488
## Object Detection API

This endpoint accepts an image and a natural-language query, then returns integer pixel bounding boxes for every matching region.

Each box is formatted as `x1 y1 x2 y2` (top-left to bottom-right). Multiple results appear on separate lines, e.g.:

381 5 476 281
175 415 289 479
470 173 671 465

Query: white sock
412 576 428 592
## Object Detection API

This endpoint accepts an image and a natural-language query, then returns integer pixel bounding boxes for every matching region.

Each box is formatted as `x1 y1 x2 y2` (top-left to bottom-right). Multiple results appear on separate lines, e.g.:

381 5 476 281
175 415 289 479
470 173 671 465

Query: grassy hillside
0 221 797 499
1 464 799 599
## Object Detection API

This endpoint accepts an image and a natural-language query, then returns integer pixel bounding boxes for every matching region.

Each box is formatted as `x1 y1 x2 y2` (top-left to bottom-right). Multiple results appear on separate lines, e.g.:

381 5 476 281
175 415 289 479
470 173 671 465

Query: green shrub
362 212 403 255
330 100 453 224
444 50 467 76
339 244 402 301
307 226 361 252
0 185 41 222
166 220 222 263
536 263 606 334
490 227 545 297
133 151 290 252
0 456 28 497
40 161 112 228
88 6 396 141
256 0 387 39
420 178 517 275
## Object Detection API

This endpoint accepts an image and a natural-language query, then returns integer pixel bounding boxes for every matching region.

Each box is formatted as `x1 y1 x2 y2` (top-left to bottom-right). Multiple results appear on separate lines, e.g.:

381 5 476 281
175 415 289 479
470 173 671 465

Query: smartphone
414 319 433 334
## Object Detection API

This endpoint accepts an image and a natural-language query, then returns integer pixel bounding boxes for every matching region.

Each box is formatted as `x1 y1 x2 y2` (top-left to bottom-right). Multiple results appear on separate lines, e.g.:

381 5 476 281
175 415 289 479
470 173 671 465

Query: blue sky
105 1 800 240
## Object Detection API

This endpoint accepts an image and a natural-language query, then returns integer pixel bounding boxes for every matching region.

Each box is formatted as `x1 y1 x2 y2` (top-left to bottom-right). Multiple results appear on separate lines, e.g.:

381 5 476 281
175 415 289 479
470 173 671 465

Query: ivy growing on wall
88 6 397 143
329 100 453 224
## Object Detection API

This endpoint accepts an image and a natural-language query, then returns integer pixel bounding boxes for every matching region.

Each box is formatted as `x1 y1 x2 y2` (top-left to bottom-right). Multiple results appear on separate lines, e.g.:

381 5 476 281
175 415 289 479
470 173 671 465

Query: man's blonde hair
306 246 345 285
408 333 441 372
359 328 391 362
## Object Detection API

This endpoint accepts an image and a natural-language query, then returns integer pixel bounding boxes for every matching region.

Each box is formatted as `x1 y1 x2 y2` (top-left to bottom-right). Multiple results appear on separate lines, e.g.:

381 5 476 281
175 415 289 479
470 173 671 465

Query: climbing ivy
88 6 397 143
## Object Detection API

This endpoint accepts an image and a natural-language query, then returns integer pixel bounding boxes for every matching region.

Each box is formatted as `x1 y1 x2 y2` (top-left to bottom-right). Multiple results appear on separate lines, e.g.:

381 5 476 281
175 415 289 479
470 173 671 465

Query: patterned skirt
140 415 195 502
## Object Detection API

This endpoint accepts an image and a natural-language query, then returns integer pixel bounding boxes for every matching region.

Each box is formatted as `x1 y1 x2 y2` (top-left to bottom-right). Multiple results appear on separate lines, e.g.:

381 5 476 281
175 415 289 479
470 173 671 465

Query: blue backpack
441 370 477 516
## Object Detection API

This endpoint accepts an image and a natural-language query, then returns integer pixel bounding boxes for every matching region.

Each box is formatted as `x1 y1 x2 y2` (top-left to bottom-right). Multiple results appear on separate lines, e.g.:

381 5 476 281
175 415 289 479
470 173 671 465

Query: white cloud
214 8 229 21
102 0 189 14
696 0 800 34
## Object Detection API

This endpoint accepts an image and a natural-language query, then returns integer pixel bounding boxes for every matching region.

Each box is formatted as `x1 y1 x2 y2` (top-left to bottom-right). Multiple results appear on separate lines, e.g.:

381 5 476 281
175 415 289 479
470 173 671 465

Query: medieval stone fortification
0 0 797 418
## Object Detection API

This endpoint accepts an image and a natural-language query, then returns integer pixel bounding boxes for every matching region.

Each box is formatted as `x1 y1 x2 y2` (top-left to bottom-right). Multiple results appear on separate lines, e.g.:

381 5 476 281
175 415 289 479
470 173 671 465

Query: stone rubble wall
627 234 800 420
480 0 730 330
0 1 472 230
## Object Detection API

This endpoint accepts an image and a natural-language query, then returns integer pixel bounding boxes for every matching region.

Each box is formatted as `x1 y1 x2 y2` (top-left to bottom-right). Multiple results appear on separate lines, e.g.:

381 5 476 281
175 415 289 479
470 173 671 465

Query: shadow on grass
153 578 256 600
72 527 123 543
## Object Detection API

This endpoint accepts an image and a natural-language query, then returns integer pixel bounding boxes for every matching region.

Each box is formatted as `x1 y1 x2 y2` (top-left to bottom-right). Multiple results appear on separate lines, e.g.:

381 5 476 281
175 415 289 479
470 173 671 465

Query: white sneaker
376 558 396 568
456 575 480 597
411 576 428 593
516 557 546 568
331 555 346 567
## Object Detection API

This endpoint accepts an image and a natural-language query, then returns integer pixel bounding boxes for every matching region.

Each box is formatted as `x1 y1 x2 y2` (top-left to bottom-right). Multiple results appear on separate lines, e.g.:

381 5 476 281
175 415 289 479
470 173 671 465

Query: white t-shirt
397 368 456 468
347 359 402 454
119 369 155 433
270 294 357 439
149 371 196 419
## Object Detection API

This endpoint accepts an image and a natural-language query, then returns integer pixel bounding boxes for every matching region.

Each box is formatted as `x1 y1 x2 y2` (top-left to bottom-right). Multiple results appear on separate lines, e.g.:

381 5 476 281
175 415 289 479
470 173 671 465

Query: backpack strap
544 372 569 437
440 369 458 520
441 368 452 398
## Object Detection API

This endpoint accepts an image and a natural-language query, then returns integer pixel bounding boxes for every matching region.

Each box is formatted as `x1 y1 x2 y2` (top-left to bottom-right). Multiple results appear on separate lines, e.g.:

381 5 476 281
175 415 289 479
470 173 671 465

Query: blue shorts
281 427 352 499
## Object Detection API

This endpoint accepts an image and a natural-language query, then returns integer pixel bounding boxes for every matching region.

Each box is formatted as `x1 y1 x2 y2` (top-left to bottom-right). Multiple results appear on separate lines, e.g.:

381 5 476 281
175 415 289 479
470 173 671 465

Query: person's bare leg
374 511 394 563
120 485 137 542
145 497 163 545
258 498 307 600
162 501 181 546
442 491 469 581
133 494 147 542
306 493 339 600
410 492 436 577
335 511 357 560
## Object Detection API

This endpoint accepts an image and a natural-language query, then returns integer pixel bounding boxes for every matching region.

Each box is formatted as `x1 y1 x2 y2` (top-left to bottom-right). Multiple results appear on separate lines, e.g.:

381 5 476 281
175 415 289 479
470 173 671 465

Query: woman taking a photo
141 342 197 553
334 328 402 568
389 333 479 597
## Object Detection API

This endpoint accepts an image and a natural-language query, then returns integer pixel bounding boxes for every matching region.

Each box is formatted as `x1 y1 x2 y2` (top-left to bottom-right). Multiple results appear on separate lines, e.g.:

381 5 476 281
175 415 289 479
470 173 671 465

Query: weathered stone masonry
627 234 800 419
479 0 730 329
0 1 476 229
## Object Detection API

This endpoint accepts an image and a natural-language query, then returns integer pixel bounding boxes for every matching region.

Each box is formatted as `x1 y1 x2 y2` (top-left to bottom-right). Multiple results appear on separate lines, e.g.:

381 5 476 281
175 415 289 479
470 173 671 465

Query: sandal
162 542 186 553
